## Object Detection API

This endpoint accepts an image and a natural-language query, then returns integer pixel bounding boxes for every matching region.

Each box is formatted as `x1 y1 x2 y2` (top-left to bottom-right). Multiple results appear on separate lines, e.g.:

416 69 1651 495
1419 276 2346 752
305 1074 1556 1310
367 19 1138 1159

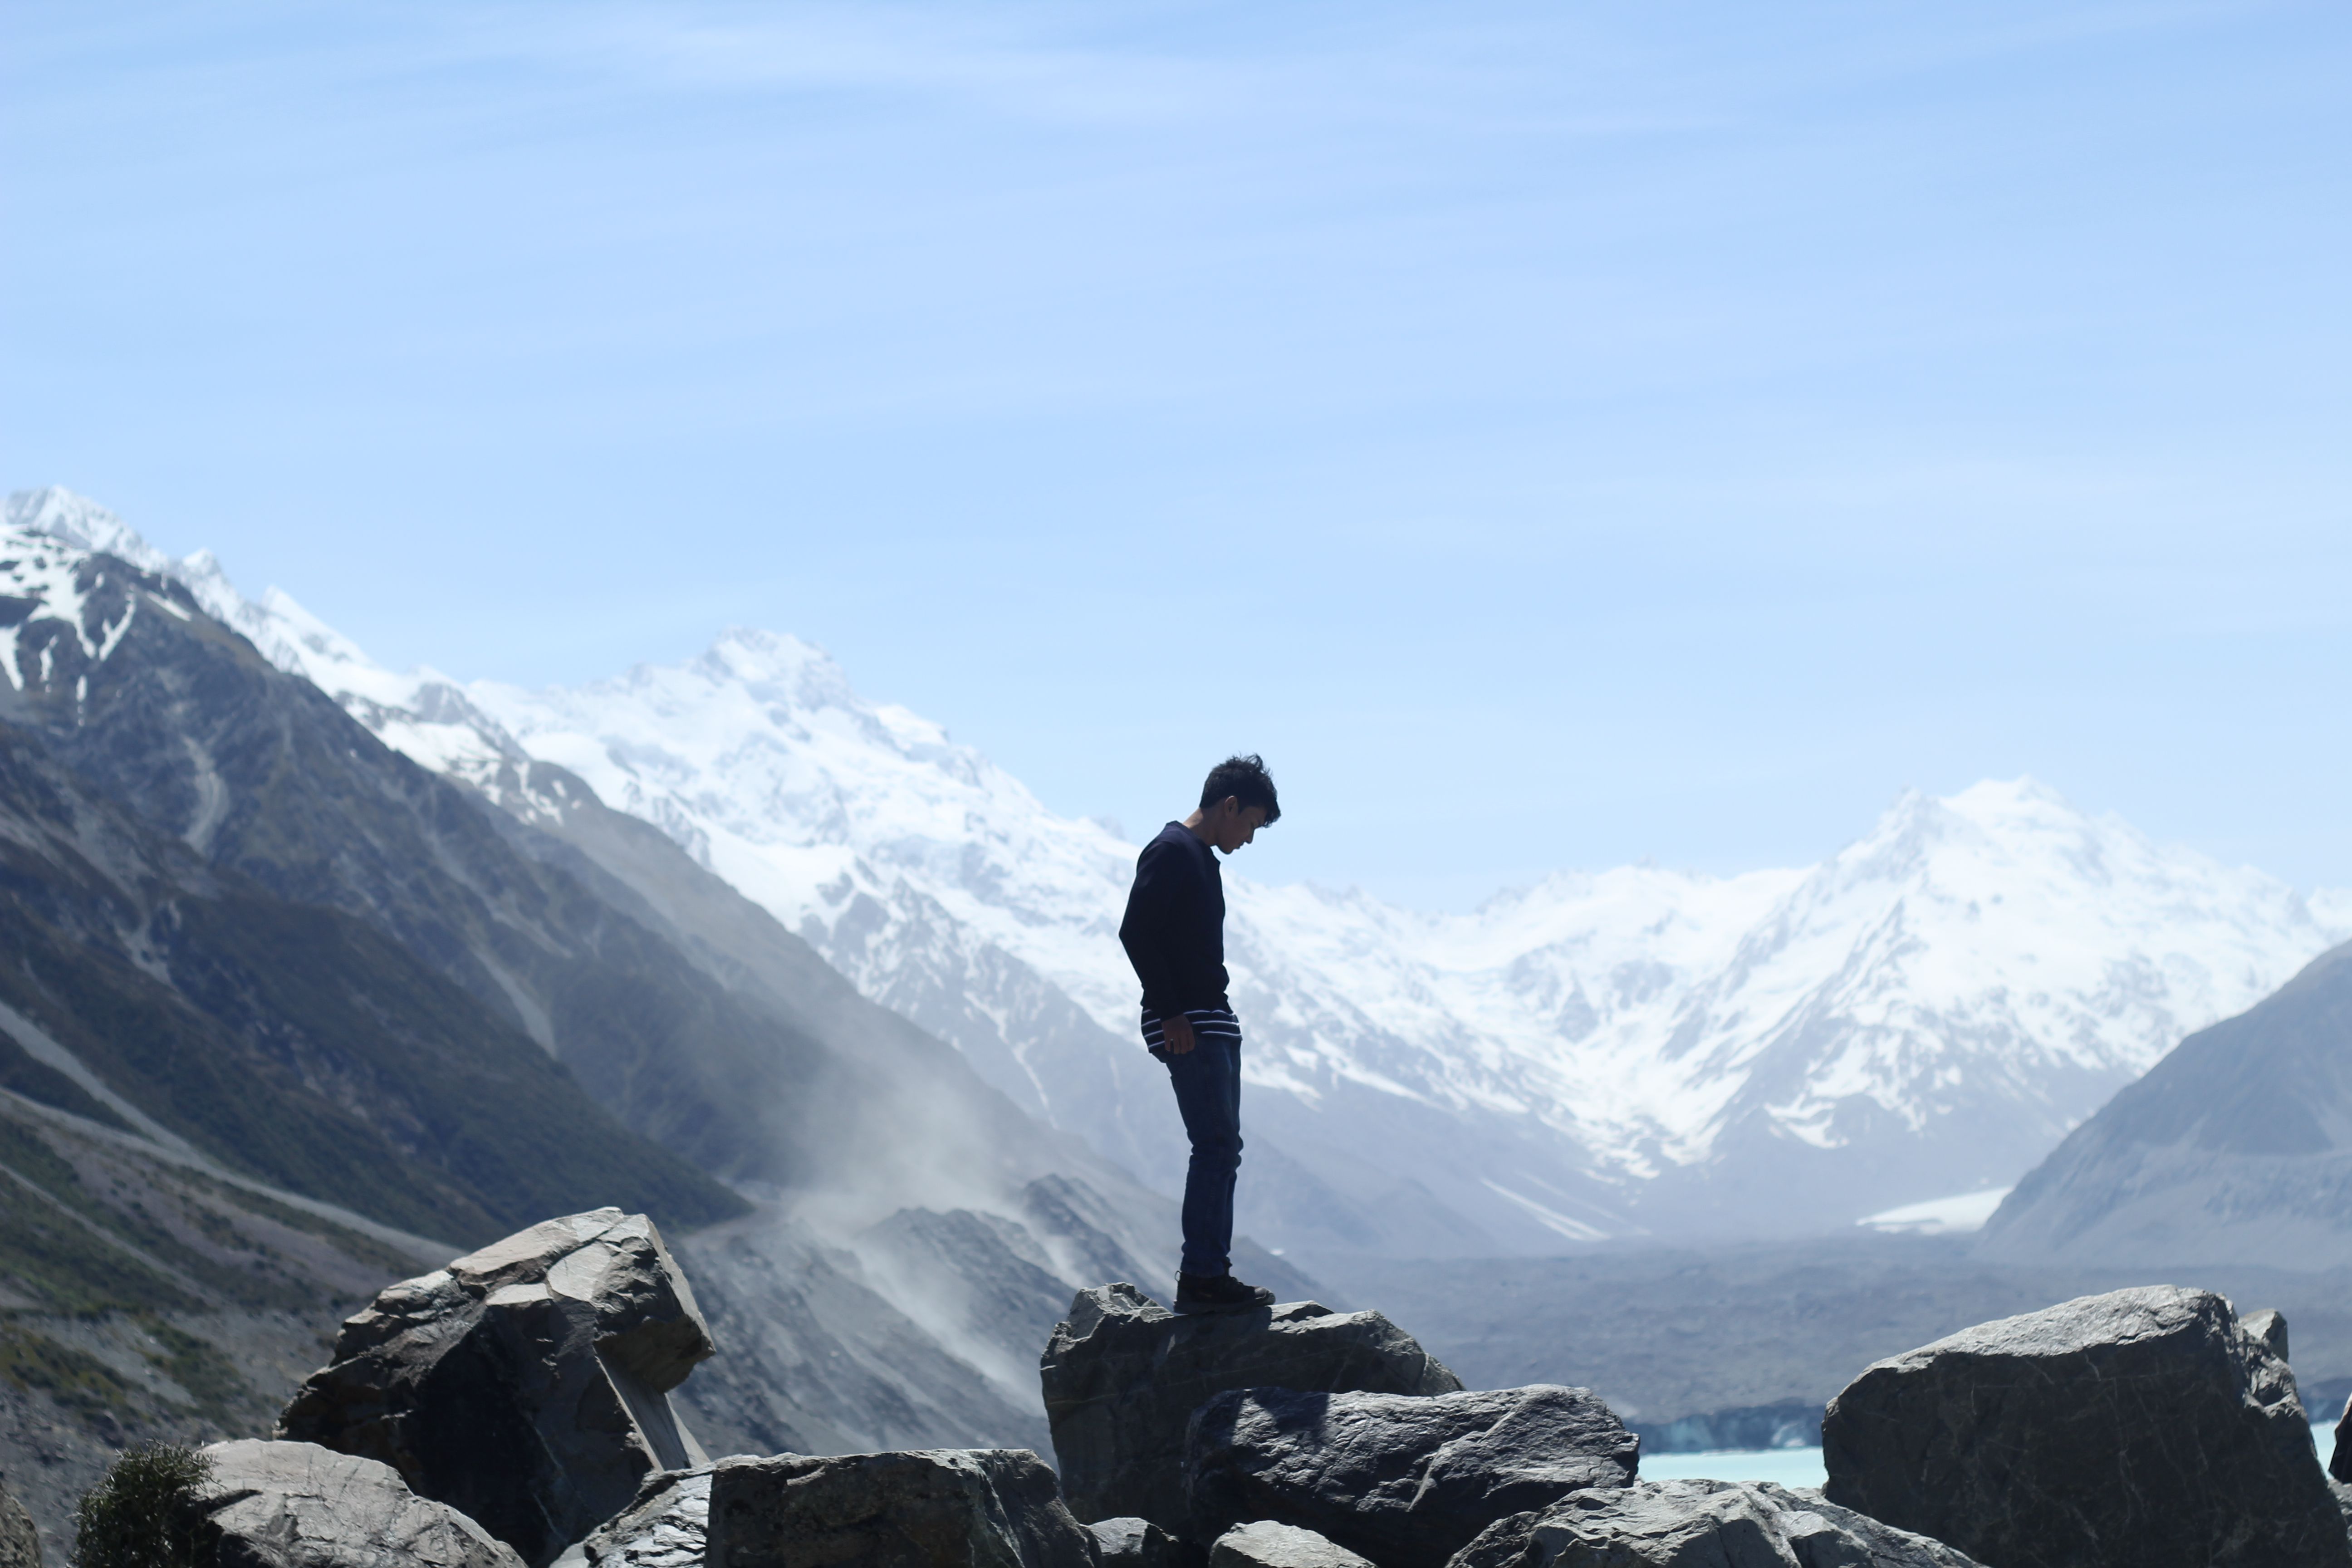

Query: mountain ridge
15 485 2344 1253
1978 936 2352 1269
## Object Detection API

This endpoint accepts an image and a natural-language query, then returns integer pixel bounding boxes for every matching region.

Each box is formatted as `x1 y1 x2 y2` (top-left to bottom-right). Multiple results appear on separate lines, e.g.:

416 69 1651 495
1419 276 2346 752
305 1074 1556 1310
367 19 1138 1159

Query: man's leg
1161 1033 1242 1276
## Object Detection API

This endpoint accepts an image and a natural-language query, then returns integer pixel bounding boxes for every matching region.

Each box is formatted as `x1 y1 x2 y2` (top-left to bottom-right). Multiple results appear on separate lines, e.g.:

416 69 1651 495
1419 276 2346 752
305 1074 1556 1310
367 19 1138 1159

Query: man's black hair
1200 754 1280 825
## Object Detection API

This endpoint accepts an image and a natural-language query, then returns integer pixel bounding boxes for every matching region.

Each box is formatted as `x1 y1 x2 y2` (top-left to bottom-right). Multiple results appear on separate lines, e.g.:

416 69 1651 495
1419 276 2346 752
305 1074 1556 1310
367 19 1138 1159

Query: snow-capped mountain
15 485 2347 1253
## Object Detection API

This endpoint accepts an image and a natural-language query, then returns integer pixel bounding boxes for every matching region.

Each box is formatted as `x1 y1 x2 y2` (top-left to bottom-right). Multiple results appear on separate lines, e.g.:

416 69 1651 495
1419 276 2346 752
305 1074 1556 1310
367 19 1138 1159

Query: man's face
1209 798 1269 854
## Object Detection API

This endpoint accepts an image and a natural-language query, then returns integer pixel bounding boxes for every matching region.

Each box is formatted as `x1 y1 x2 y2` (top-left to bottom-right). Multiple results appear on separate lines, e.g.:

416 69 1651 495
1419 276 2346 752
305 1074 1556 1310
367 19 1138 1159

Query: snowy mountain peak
0 490 188 687
6 489 519 778
6 486 149 561
8 488 351 679
695 626 846 692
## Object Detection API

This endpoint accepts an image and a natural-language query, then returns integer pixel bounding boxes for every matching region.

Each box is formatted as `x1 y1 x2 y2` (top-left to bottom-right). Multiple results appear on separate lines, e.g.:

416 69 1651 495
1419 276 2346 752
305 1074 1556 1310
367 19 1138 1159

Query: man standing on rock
1119 754 1282 1314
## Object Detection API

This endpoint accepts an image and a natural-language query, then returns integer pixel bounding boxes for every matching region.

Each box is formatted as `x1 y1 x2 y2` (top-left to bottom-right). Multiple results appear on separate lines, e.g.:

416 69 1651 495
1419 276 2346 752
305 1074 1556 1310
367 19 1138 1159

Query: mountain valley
30 485 2337 1253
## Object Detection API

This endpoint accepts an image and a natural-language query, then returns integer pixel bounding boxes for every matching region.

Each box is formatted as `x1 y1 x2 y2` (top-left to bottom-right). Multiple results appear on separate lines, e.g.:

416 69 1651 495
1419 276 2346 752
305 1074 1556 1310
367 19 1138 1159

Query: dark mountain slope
0 541 895 1188
1978 939 2352 1268
0 718 737 1240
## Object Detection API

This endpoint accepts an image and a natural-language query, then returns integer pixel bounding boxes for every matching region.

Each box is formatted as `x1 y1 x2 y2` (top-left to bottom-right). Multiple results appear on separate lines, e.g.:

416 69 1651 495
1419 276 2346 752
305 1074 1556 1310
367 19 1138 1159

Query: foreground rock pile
1036 1283 1976 1568
90 1204 2343 1568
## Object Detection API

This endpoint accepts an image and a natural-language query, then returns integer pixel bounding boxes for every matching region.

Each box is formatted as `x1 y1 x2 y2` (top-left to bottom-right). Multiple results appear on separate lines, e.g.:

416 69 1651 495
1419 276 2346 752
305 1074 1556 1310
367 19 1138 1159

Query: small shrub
70 1441 214 1568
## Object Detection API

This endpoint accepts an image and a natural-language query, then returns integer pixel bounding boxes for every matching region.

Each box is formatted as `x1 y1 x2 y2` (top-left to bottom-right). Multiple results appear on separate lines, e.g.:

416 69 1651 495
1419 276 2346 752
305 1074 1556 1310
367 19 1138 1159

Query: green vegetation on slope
0 1181 194 1318
71 1441 213 1568
0 1323 146 1426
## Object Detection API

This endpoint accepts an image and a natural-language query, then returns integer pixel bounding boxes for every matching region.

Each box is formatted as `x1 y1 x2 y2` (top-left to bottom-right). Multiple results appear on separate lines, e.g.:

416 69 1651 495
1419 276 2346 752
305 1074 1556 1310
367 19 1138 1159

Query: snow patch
1857 1186 2014 1234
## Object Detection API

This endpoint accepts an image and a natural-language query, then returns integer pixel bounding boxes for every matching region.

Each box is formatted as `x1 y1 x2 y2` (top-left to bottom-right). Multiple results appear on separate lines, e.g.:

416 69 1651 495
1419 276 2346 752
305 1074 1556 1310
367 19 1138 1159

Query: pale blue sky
6 1 2348 907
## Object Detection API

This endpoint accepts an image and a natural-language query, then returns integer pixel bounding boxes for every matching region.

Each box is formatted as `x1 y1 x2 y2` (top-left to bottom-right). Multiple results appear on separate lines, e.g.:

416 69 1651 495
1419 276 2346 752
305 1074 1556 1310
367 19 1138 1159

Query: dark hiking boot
1174 1271 1276 1314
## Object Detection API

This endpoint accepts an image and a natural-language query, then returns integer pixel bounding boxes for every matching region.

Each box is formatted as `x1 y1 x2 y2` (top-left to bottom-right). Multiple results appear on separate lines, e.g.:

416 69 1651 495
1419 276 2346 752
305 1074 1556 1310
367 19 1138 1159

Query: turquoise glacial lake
1637 1422 2339 1491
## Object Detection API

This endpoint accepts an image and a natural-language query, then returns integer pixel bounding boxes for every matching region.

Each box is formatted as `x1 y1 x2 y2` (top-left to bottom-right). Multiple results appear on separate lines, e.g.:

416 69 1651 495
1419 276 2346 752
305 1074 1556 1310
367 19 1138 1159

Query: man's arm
1119 839 1192 1024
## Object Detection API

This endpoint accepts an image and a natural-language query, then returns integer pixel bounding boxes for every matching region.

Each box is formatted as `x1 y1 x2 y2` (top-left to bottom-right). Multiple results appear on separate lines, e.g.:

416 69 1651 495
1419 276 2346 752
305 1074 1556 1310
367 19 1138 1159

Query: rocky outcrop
1450 1480 1983 1568
0 1475 37 1568
2333 1390 2352 1486
194 1441 523 1568
1089 1518 1192 1568
555 1450 1095 1568
1822 1285 2345 1568
1208 1521 1374 1568
1041 1284 1460 1534
279 1210 714 1568
2245 1307 2290 1360
1187 1385 1637 1568
547 1467 714 1568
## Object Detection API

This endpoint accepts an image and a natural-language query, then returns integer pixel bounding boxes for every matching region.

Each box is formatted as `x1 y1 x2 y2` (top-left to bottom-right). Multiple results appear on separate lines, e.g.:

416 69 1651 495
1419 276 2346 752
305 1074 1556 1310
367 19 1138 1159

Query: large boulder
0 1475 37 1568
194 1441 524 1568
556 1449 1095 1568
1209 1522 1375 1568
1822 1285 2346 1568
1449 1480 1983 1568
1187 1385 1637 1568
1041 1284 1460 1534
279 1209 714 1568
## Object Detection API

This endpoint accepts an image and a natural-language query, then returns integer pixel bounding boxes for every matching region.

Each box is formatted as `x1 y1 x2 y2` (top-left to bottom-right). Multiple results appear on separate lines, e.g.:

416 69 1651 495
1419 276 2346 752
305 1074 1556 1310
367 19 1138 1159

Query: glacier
12 484 2346 1254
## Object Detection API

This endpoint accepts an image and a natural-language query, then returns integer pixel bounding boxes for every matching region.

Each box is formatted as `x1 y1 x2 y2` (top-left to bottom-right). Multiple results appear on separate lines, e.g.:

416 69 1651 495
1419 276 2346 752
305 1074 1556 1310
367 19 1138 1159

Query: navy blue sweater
1118 821 1228 1015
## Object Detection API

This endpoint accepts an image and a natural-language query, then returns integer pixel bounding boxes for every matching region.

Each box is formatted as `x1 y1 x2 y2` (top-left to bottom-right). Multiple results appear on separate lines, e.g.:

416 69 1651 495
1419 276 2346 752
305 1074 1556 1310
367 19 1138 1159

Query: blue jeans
1158 1034 1243 1277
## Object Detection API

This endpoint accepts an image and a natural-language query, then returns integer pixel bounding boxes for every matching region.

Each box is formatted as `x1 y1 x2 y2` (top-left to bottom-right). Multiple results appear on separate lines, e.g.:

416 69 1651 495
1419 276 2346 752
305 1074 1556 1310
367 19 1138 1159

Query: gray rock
279 1209 715 1567
1041 1284 1460 1534
1822 1284 2347 1568
559 1449 1094 1568
548 1468 710 1568
2335 1391 2352 1486
2247 1307 2290 1361
0 1475 37 1568
1208 1521 1375 1568
1188 1385 1637 1568
1447 1480 1982 1568
195 1441 524 1568
1090 1517 1196 1568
